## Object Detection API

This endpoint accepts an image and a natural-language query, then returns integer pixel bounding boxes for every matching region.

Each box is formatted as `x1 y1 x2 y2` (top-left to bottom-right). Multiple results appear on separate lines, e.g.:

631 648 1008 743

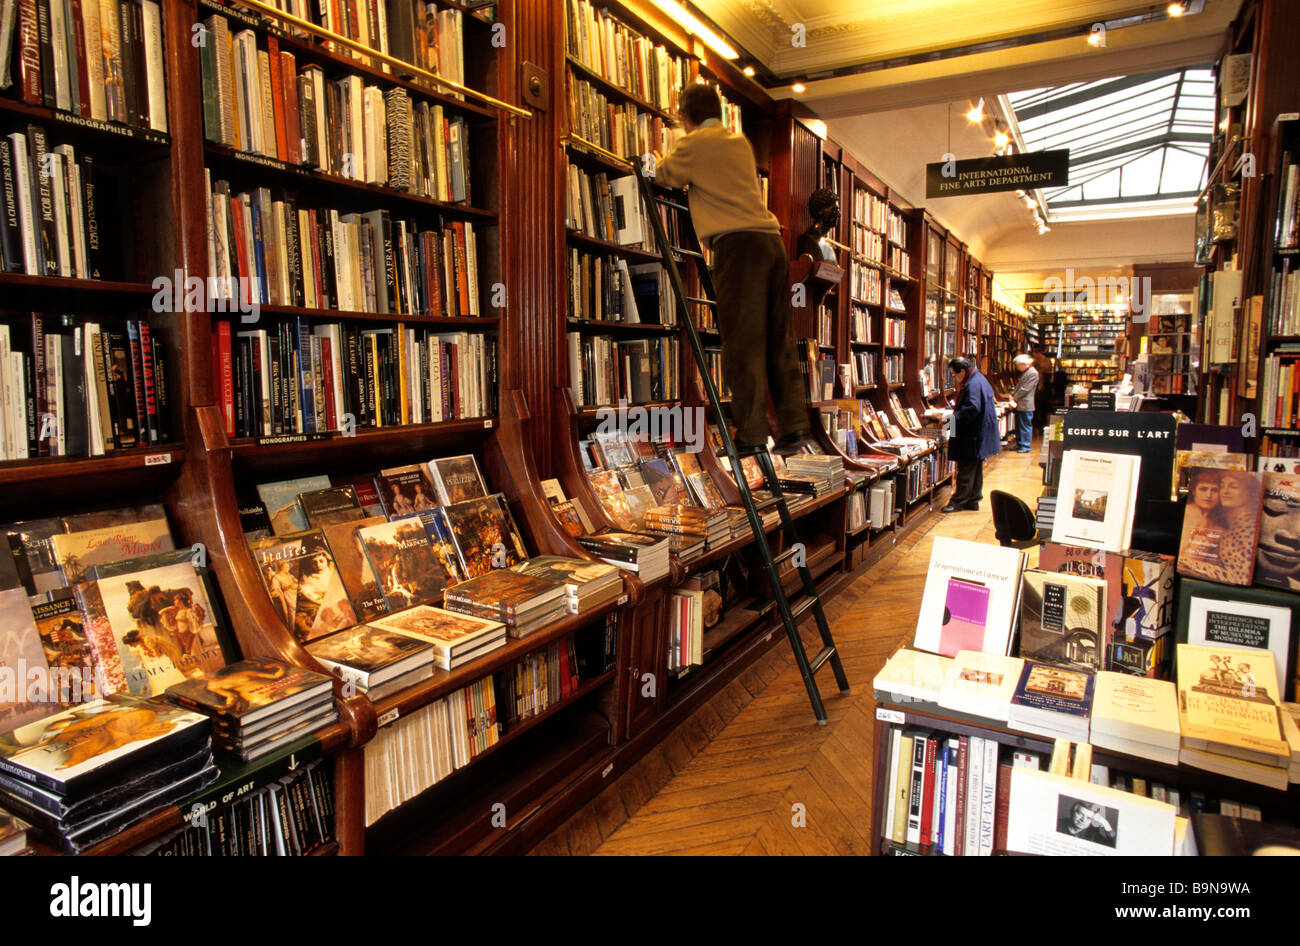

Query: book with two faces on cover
1177 467 1262 586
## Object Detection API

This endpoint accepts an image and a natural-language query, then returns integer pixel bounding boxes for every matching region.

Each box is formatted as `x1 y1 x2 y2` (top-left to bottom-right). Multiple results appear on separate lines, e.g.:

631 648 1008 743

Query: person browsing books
1010 354 1039 453
654 84 812 456
943 357 1000 513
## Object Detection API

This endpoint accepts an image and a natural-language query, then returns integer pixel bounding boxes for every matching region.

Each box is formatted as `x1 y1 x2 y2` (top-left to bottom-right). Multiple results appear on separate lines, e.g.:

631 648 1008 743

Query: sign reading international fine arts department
926 150 1069 199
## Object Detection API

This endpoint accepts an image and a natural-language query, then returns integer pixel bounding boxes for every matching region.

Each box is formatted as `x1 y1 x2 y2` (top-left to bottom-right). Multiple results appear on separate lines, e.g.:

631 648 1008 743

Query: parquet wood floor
529 447 1045 856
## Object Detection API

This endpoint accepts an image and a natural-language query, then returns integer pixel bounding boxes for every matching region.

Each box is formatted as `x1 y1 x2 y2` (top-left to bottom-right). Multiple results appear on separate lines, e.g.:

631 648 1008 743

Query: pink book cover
939 577 990 656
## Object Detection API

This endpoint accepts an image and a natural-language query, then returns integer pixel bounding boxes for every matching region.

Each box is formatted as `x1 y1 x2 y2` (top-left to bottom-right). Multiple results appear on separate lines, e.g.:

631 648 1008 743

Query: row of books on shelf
888 245 909 277
884 317 905 348
1266 262 1299 335
139 758 335 856
852 229 883 267
3 0 167 132
563 0 686 114
567 75 676 163
0 314 169 461
0 128 107 279
1278 153 1299 252
200 13 474 201
566 333 679 408
214 321 495 438
566 246 672 325
850 309 871 345
853 186 886 233
886 207 908 249
565 163 651 250
847 351 874 388
884 352 903 384
206 174 484 316
849 258 880 304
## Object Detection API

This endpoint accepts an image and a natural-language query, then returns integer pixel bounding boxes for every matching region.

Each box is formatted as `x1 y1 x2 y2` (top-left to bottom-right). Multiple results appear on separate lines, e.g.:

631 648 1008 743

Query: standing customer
943 357 1001 513
656 84 811 455
1011 354 1039 453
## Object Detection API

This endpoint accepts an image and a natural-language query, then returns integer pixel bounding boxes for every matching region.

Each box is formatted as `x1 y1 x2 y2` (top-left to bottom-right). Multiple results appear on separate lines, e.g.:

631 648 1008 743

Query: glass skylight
1007 67 1213 219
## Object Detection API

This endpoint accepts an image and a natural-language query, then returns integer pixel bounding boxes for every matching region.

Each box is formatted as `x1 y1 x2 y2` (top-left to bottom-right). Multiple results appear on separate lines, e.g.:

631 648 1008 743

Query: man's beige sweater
656 120 780 244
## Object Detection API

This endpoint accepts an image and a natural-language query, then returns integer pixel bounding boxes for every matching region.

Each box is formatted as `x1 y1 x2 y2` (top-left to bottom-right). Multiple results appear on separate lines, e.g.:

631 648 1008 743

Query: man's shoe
941 503 964 513
732 440 768 456
963 502 980 511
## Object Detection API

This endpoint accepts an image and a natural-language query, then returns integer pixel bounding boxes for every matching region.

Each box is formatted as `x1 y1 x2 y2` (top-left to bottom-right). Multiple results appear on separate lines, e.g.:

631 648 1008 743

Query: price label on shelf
378 708 400 727
876 707 905 725
144 453 173 466
616 594 629 606
483 420 493 428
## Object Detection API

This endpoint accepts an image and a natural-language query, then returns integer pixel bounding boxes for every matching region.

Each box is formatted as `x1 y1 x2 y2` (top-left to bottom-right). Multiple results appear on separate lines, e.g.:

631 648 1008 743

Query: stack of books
1006 661 1095 742
0 695 217 854
368 605 507 670
785 453 845 493
442 570 569 638
508 556 623 614
0 813 30 856
1090 672 1180 765
643 504 729 549
577 530 670 582
306 626 436 699
1176 643 1291 789
1035 489 1057 535
165 658 338 761
658 532 706 562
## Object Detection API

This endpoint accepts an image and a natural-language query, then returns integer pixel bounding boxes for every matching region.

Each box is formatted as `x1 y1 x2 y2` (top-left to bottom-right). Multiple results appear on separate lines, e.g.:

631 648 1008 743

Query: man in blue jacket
943 357 1000 513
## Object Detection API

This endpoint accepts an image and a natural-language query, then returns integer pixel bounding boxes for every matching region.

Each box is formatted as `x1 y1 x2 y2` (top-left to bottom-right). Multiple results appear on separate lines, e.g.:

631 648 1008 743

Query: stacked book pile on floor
509 556 623 615
363 675 498 826
442 570 569 639
137 760 336 856
578 530 670 582
165 658 338 761
0 694 217 854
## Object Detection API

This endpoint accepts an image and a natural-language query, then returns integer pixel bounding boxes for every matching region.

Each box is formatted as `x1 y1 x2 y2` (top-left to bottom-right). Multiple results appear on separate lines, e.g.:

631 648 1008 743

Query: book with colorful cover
1175 450 1248 491
686 472 726 510
164 657 332 724
1177 468 1262 586
0 588 53 734
552 501 585 537
250 531 358 642
333 474 386 518
356 518 449 611
1018 569 1106 672
305 625 432 687
367 605 505 668
321 516 390 622
442 570 566 622
60 505 168 533
640 458 690 506
509 555 621 593
50 518 175 586
374 464 439 519
257 475 332 536
298 486 364 528
1010 661 1096 722
89 561 228 697
1177 642 1288 764
1256 472 1300 591
0 694 210 797
594 431 637 470
436 494 529 579
427 454 488 506
587 470 635 531
30 597 100 703
416 511 466 586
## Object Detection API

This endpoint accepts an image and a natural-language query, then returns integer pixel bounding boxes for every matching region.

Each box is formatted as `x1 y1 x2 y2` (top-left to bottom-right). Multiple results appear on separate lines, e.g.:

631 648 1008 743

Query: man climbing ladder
643 84 848 724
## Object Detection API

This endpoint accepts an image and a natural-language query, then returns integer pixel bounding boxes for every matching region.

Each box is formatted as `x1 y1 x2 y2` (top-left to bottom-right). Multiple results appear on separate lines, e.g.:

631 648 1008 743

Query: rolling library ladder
634 166 850 724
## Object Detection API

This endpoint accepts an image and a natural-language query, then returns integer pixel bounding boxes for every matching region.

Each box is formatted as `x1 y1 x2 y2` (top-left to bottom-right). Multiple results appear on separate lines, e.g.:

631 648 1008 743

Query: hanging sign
926 149 1069 198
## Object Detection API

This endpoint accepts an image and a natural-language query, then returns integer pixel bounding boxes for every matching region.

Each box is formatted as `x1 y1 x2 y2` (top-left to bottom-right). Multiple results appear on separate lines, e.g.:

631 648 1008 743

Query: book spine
0 139 22 273
963 735 981 856
978 737 997 857
17 0 43 104
137 319 159 443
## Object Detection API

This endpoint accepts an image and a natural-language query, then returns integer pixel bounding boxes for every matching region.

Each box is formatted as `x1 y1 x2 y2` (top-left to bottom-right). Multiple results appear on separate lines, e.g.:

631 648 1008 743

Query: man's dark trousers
952 459 984 508
710 230 808 445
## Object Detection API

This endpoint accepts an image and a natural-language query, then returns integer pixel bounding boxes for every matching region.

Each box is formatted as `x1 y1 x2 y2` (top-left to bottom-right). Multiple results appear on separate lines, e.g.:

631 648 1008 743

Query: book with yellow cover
1176 642 1288 766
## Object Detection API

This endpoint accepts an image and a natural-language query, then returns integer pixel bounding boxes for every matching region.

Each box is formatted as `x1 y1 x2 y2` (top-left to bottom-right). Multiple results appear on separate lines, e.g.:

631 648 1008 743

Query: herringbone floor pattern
529 448 1045 855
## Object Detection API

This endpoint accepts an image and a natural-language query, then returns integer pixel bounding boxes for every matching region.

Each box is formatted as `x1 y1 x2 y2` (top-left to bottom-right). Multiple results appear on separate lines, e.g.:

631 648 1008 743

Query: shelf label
255 431 331 447
378 708 400 727
601 763 614 779
876 707 905 724
144 452 173 466
616 594 628 606
483 419 493 428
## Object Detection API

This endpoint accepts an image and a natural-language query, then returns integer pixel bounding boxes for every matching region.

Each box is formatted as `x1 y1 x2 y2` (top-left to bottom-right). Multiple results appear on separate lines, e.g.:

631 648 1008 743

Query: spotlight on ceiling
742 65 755 77
792 82 806 94
993 129 1009 150
1167 1 1185 16
966 97 985 123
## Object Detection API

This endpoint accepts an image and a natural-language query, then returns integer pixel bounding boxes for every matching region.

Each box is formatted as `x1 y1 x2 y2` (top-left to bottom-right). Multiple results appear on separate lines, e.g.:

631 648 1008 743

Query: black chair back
991 490 1037 548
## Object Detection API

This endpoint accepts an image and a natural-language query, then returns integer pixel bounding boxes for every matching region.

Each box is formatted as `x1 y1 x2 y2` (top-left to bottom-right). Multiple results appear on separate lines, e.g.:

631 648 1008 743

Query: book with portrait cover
367 605 506 670
0 693 210 797
1174 450 1247 491
1256 471 1300 591
50 517 174 586
427 454 488 506
30 597 99 702
305 625 432 688
257 475 332 536
1018 569 1106 672
250 530 358 642
415 510 465 586
355 518 448 611
321 516 390 622
165 657 332 724
1177 468 1262 586
374 464 439 519
436 494 528 579
0 587 53 733
298 486 364 528
1176 642 1288 766
442 570 567 623
88 561 228 697
552 500 585 538
587 469 635 531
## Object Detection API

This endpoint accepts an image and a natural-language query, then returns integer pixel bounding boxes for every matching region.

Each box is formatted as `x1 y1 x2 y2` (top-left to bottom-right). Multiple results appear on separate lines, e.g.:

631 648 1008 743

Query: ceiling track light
792 82 806 93
647 0 739 59
1168 1 1186 16
966 97 985 123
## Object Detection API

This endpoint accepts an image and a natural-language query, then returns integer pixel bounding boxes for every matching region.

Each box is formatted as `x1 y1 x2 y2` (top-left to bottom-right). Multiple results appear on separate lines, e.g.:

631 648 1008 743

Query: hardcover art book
30 597 99 700
1176 642 1288 765
428 454 488 506
50 518 175 586
1176 577 1298 702
165 657 332 723
1051 450 1141 553
367 606 506 669
356 518 449 610
374 464 440 519
640 458 690 506
257 475 332 536
306 625 432 687
913 538 1026 658
587 470 635 531
1255 471 1300 591
298 487 365 528
1177 468 1262 586
250 531 358 642
1017 569 1106 672
6 519 68 594
436 494 528 578
321 516 391 622
0 587 53 733
443 570 566 621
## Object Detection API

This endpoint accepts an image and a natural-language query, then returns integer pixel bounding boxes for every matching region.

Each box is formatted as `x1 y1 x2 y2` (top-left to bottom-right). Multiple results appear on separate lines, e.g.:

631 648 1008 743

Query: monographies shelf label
255 431 331 447
926 150 1069 198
